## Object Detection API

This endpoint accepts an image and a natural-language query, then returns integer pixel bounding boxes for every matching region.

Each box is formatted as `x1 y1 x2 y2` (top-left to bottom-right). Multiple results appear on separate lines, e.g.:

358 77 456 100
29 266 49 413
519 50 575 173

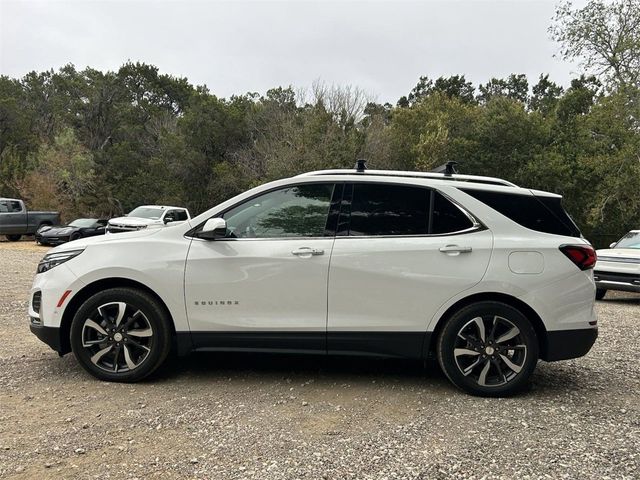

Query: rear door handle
439 245 473 254
292 247 324 257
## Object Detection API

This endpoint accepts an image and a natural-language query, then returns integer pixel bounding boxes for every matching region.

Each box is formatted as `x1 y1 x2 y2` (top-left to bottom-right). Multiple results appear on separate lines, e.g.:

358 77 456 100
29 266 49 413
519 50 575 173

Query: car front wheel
595 289 607 300
70 288 172 382
437 301 539 397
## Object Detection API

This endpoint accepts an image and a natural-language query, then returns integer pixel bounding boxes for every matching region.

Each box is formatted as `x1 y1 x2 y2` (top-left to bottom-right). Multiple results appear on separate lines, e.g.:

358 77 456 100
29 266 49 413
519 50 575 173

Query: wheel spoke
462 358 481 376
495 326 520 344
499 354 523 374
82 338 107 347
84 319 107 336
114 302 127 327
127 337 151 352
90 345 113 365
473 317 486 342
489 316 498 340
493 359 508 385
112 345 122 372
477 360 491 386
127 327 152 338
122 310 142 330
454 348 480 357
123 345 137 370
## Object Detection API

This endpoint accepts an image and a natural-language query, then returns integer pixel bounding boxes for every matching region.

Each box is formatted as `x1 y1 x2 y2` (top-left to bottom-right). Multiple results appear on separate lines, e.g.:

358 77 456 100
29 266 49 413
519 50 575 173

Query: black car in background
36 218 107 246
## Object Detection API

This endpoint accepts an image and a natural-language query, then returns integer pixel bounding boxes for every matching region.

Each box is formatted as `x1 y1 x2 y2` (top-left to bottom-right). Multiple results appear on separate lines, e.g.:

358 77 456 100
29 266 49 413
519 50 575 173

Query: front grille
108 224 145 233
32 291 42 313
597 256 640 264
594 271 640 284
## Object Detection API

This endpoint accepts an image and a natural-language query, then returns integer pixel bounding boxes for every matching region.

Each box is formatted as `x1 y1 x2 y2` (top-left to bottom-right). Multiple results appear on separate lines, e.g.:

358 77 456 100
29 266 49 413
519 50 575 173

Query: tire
595 289 607 300
437 301 539 397
5 234 21 242
69 232 81 242
70 288 173 382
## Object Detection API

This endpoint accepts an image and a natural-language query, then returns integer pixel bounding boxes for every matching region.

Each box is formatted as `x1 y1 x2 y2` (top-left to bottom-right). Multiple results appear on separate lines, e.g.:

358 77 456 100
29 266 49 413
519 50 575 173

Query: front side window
165 210 188 222
348 184 430 236
0 201 22 213
222 184 334 238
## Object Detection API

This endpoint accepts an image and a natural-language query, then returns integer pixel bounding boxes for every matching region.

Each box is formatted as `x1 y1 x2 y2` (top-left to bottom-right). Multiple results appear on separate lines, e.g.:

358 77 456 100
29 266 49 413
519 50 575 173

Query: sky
0 0 588 103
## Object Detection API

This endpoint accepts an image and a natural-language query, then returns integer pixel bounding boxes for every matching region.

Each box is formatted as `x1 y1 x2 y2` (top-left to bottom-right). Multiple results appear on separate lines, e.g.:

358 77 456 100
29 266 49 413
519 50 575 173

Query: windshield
615 231 640 249
127 207 164 220
69 218 96 228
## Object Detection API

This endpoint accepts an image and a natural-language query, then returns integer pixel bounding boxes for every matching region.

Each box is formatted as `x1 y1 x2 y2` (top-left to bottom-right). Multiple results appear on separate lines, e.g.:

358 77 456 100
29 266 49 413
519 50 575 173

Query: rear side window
461 189 581 237
432 192 474 234
348 184 429 236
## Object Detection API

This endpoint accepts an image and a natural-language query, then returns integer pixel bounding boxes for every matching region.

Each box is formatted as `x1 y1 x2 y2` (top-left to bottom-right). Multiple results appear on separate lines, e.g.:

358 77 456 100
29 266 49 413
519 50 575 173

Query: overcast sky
0 0 587 103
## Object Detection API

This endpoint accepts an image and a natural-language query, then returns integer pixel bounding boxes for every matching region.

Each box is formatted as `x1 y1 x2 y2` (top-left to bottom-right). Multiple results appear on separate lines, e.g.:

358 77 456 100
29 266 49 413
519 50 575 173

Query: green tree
551 0 640 89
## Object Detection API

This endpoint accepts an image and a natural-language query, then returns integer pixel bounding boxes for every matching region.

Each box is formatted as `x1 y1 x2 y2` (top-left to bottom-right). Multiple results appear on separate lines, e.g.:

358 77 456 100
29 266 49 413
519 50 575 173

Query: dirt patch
0 251 638 479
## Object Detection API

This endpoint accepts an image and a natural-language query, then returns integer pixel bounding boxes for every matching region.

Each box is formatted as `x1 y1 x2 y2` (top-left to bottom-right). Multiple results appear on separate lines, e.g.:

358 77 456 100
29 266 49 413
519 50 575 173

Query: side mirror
164 216 175 224
198 218 227 240
609 242 616 248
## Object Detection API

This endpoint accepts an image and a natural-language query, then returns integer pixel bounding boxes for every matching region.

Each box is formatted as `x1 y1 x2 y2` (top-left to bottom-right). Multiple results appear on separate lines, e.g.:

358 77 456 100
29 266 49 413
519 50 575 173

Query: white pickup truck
106 205 191 233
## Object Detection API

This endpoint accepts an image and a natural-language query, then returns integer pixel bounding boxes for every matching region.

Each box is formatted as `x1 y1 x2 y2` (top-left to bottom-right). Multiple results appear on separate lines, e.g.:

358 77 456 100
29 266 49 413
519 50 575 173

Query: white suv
29 166 598 396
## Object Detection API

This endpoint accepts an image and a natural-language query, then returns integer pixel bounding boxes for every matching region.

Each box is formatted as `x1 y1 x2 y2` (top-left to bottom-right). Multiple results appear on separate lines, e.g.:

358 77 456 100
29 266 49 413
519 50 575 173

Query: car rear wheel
5 234 21 242
70 288 172 382
437 301 539 397
595 289 607 300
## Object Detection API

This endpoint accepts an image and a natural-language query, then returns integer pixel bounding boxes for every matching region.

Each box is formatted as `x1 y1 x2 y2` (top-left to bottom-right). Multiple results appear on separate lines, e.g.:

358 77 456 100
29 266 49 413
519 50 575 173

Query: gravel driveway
0 239 638 479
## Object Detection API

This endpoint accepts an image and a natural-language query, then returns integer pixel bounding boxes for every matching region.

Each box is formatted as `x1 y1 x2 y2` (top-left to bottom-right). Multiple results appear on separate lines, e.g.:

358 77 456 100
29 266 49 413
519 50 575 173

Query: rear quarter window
461 189 581 237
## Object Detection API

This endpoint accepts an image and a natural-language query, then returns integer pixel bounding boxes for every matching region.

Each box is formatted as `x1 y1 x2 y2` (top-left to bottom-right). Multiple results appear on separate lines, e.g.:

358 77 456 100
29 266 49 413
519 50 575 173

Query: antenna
354 159 367 173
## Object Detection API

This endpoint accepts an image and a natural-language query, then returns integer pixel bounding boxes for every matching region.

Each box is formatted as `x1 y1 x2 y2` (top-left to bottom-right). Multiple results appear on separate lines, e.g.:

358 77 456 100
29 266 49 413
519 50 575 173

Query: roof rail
298 169 518 187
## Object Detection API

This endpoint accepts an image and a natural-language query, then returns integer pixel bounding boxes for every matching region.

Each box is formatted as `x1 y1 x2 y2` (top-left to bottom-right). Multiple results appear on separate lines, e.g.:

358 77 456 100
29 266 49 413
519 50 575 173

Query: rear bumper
594 270 640 293
542 328 598 361
30 323 63 353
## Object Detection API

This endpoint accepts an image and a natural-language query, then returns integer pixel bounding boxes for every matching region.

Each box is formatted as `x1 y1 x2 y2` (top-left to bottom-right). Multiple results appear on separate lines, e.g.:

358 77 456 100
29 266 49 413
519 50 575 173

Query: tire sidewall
437 302 539 397
70 288 171 382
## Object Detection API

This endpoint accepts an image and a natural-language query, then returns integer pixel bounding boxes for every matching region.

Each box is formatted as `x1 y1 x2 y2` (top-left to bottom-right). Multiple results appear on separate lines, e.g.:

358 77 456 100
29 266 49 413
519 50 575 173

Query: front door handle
439 245 473 255
292 247 324 257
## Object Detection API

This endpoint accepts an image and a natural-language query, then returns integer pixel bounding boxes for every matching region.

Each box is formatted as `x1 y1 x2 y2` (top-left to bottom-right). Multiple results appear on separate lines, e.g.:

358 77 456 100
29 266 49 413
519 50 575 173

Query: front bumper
542 328 598 361
37 235 71 246
594 270 640 293
30 323 63 353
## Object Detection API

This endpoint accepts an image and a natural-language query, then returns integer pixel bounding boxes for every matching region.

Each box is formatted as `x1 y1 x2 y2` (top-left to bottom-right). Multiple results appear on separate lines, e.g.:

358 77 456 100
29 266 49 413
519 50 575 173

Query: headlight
37 249 84 274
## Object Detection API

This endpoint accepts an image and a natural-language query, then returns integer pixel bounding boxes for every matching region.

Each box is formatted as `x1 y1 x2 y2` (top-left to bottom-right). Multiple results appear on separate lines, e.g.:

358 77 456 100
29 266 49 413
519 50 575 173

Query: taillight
559 244 597 270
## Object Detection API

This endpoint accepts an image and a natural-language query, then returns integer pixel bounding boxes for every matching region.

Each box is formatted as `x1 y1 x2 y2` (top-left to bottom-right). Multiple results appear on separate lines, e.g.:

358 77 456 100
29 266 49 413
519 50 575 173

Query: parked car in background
594 230 640 299
106 205 190 233
36 218 107 246
0 198 60 241
29 165 597 397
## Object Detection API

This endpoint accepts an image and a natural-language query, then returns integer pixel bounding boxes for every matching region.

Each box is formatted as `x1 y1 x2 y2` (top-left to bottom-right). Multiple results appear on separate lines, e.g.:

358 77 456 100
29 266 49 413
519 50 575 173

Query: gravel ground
0 239 638 479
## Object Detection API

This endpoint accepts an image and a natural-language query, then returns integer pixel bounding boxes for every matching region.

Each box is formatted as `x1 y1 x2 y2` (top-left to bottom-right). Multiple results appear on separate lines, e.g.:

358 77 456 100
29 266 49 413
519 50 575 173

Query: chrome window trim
187 179 487 241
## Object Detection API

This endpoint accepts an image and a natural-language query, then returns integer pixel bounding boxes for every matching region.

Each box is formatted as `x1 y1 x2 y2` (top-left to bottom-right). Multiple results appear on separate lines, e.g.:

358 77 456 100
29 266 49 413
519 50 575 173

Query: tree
551 0 640 89
529 74 564 114
477 74 529 104
399 75 476 106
